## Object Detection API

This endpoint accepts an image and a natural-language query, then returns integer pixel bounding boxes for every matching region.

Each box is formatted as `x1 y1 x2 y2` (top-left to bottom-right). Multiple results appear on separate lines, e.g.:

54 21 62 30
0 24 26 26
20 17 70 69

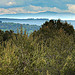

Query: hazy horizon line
0 17 75 20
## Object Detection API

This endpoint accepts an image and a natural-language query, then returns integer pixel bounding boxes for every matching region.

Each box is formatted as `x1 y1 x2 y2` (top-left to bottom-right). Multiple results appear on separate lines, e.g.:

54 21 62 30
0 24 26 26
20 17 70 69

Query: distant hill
0 11 75 19
0 22 41 35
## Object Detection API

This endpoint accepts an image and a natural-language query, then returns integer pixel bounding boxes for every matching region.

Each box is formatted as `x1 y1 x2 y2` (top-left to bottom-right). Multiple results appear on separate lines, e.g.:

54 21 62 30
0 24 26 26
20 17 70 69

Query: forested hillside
0 19 75 75
0 22 40 35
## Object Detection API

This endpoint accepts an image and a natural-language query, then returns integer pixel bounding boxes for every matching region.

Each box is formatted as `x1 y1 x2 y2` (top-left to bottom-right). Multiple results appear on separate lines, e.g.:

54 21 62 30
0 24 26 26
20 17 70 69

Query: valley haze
0 18 75 28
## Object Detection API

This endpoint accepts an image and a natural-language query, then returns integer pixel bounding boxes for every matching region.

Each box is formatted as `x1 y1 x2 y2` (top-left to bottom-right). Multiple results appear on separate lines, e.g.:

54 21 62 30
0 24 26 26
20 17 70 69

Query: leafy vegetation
0 19 75 75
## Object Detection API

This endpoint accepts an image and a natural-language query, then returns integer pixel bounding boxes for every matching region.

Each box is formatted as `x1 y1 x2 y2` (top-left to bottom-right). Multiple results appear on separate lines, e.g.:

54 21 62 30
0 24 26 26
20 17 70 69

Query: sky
0 0 75 19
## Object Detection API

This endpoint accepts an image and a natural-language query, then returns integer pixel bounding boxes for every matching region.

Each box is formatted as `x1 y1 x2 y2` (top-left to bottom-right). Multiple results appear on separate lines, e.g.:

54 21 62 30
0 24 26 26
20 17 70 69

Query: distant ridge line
0 18 49 20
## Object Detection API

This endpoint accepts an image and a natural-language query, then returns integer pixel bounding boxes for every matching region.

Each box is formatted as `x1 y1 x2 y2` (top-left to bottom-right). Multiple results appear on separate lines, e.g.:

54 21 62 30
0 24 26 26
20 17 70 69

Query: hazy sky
0 0 75 15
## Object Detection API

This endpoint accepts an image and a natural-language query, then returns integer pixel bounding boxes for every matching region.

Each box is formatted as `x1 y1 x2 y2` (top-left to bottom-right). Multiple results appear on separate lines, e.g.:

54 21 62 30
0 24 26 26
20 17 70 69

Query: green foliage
0 19 75 75
61 50 75 75
33 19 74 42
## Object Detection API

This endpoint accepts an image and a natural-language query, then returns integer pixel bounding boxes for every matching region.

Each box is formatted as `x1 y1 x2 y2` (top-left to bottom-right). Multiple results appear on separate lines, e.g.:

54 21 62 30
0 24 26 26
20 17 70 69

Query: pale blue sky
0 0 75 20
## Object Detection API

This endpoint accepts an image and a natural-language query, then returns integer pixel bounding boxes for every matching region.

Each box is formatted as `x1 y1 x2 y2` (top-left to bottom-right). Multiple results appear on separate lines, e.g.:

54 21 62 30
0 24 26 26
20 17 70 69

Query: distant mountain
37 11 58 14
0 11 60 17
0 11 75 20
38 11 75 14
0 11 74 16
